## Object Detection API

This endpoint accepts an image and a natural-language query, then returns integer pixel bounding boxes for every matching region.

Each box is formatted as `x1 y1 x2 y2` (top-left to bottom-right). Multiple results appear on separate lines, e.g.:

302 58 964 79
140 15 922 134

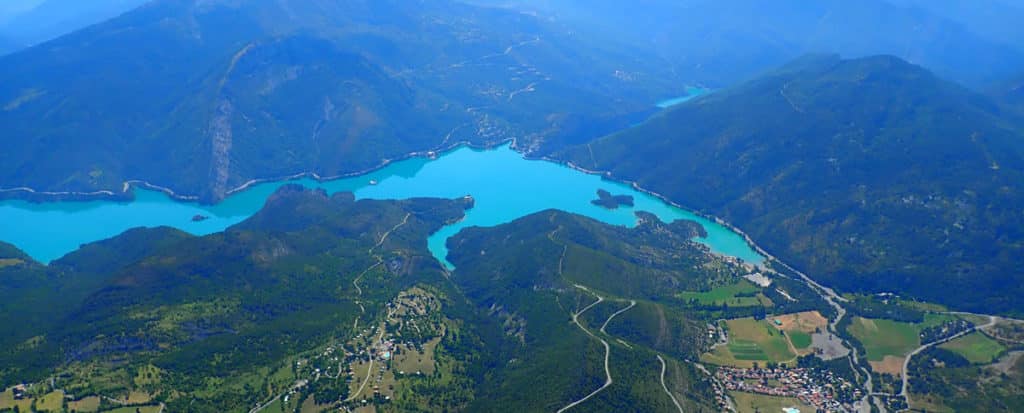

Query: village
262 287 448 412
715 366 860 413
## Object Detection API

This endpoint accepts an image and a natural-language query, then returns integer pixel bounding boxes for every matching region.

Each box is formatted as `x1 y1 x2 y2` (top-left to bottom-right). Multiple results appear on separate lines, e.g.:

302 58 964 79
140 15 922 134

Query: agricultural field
392 336 440 375
678 280 770 307
771 311 828 334
787 331 813 350
769 311 828 354
104 406 162 413
67 396 101 412
847 317 919 375
847 317 920 362
35 391 64 411
848 314 962 375
730 391 816 413
0 258 23 268
0 389 72 412
703 317 797 367
940 332 1006 364
0 387 32 412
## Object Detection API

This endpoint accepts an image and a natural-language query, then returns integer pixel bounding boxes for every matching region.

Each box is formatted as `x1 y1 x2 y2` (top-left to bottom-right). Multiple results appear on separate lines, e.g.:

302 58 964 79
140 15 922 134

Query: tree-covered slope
0 0 677 202
0 182 840 411
0 186 479 411
447 210 752 412
560 55 1024 315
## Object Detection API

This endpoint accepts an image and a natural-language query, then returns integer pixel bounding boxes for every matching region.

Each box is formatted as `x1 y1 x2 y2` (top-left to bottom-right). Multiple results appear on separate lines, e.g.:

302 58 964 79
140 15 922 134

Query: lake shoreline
1 136 775 275
0 138 513 205
528 151 774 270
0 89 714 206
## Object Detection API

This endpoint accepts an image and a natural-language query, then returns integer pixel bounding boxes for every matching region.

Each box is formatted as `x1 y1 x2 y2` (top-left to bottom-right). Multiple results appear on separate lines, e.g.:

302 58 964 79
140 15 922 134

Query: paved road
557 285 612 413
249 380 308 413
900 315 998 400
657 355 686 413
601 300 635 333
345 327 387 402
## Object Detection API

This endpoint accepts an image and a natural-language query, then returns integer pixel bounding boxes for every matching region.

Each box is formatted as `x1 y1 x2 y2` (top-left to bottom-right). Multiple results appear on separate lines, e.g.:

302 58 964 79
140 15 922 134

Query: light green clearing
787 331 812 349
731 391 816 413
678 280 762 307
847 317 920 362
713 318 796 364
940 332 1006 364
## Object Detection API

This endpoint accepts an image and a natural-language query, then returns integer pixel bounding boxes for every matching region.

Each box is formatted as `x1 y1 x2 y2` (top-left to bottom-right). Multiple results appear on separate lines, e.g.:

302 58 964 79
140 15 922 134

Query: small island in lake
591 189 634 209
191 214 209 222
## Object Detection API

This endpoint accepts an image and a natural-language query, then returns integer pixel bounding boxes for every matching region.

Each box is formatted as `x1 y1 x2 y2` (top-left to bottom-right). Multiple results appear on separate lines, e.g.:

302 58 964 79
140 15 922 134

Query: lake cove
0 144 764 268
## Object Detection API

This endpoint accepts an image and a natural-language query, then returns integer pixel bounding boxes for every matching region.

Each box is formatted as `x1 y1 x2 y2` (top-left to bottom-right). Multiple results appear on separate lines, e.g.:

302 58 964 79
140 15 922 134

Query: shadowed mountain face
475 0 1024 88
0 0 677 202
560 55 1024 315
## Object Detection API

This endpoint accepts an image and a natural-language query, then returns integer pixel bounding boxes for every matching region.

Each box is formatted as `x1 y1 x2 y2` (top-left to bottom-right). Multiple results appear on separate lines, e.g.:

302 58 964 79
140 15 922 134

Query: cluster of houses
716 366 859 412
11 384 27 400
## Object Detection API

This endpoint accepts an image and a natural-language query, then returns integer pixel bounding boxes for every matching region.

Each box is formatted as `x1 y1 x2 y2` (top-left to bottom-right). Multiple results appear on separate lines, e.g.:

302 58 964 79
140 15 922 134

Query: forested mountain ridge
559 54 1024 315
0 0 676 203
447 210 727 412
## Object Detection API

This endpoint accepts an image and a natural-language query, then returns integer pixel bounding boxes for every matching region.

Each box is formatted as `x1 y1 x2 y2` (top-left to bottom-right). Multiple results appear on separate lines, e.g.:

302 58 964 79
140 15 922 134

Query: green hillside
0 186 478 411
560 54 1024 315
0 0 676 203
446 210 776 411
0 186 785 411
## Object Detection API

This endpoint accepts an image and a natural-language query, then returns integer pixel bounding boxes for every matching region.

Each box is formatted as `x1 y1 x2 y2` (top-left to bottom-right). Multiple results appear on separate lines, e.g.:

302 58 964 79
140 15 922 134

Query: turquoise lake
0 144 764 268
656 86 710 108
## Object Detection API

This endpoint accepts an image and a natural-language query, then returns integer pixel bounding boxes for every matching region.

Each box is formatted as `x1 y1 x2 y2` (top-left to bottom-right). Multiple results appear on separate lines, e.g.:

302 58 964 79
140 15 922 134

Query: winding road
557 285 611 413
900 314 998 401
601 300 636 334
557 293 634 411
254 214 413 411
657 355 686 413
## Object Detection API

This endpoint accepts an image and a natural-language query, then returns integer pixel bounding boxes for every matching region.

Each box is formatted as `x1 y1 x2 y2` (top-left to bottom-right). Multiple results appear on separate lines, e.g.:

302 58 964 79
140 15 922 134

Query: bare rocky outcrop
206 98 234 202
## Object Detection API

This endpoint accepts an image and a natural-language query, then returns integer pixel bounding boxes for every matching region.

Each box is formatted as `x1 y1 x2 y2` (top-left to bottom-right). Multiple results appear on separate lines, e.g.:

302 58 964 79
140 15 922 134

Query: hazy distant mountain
0 0 147 51
0 0 679 202
888 0 1024 53
479 0 1024 88
560 55 1024 315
